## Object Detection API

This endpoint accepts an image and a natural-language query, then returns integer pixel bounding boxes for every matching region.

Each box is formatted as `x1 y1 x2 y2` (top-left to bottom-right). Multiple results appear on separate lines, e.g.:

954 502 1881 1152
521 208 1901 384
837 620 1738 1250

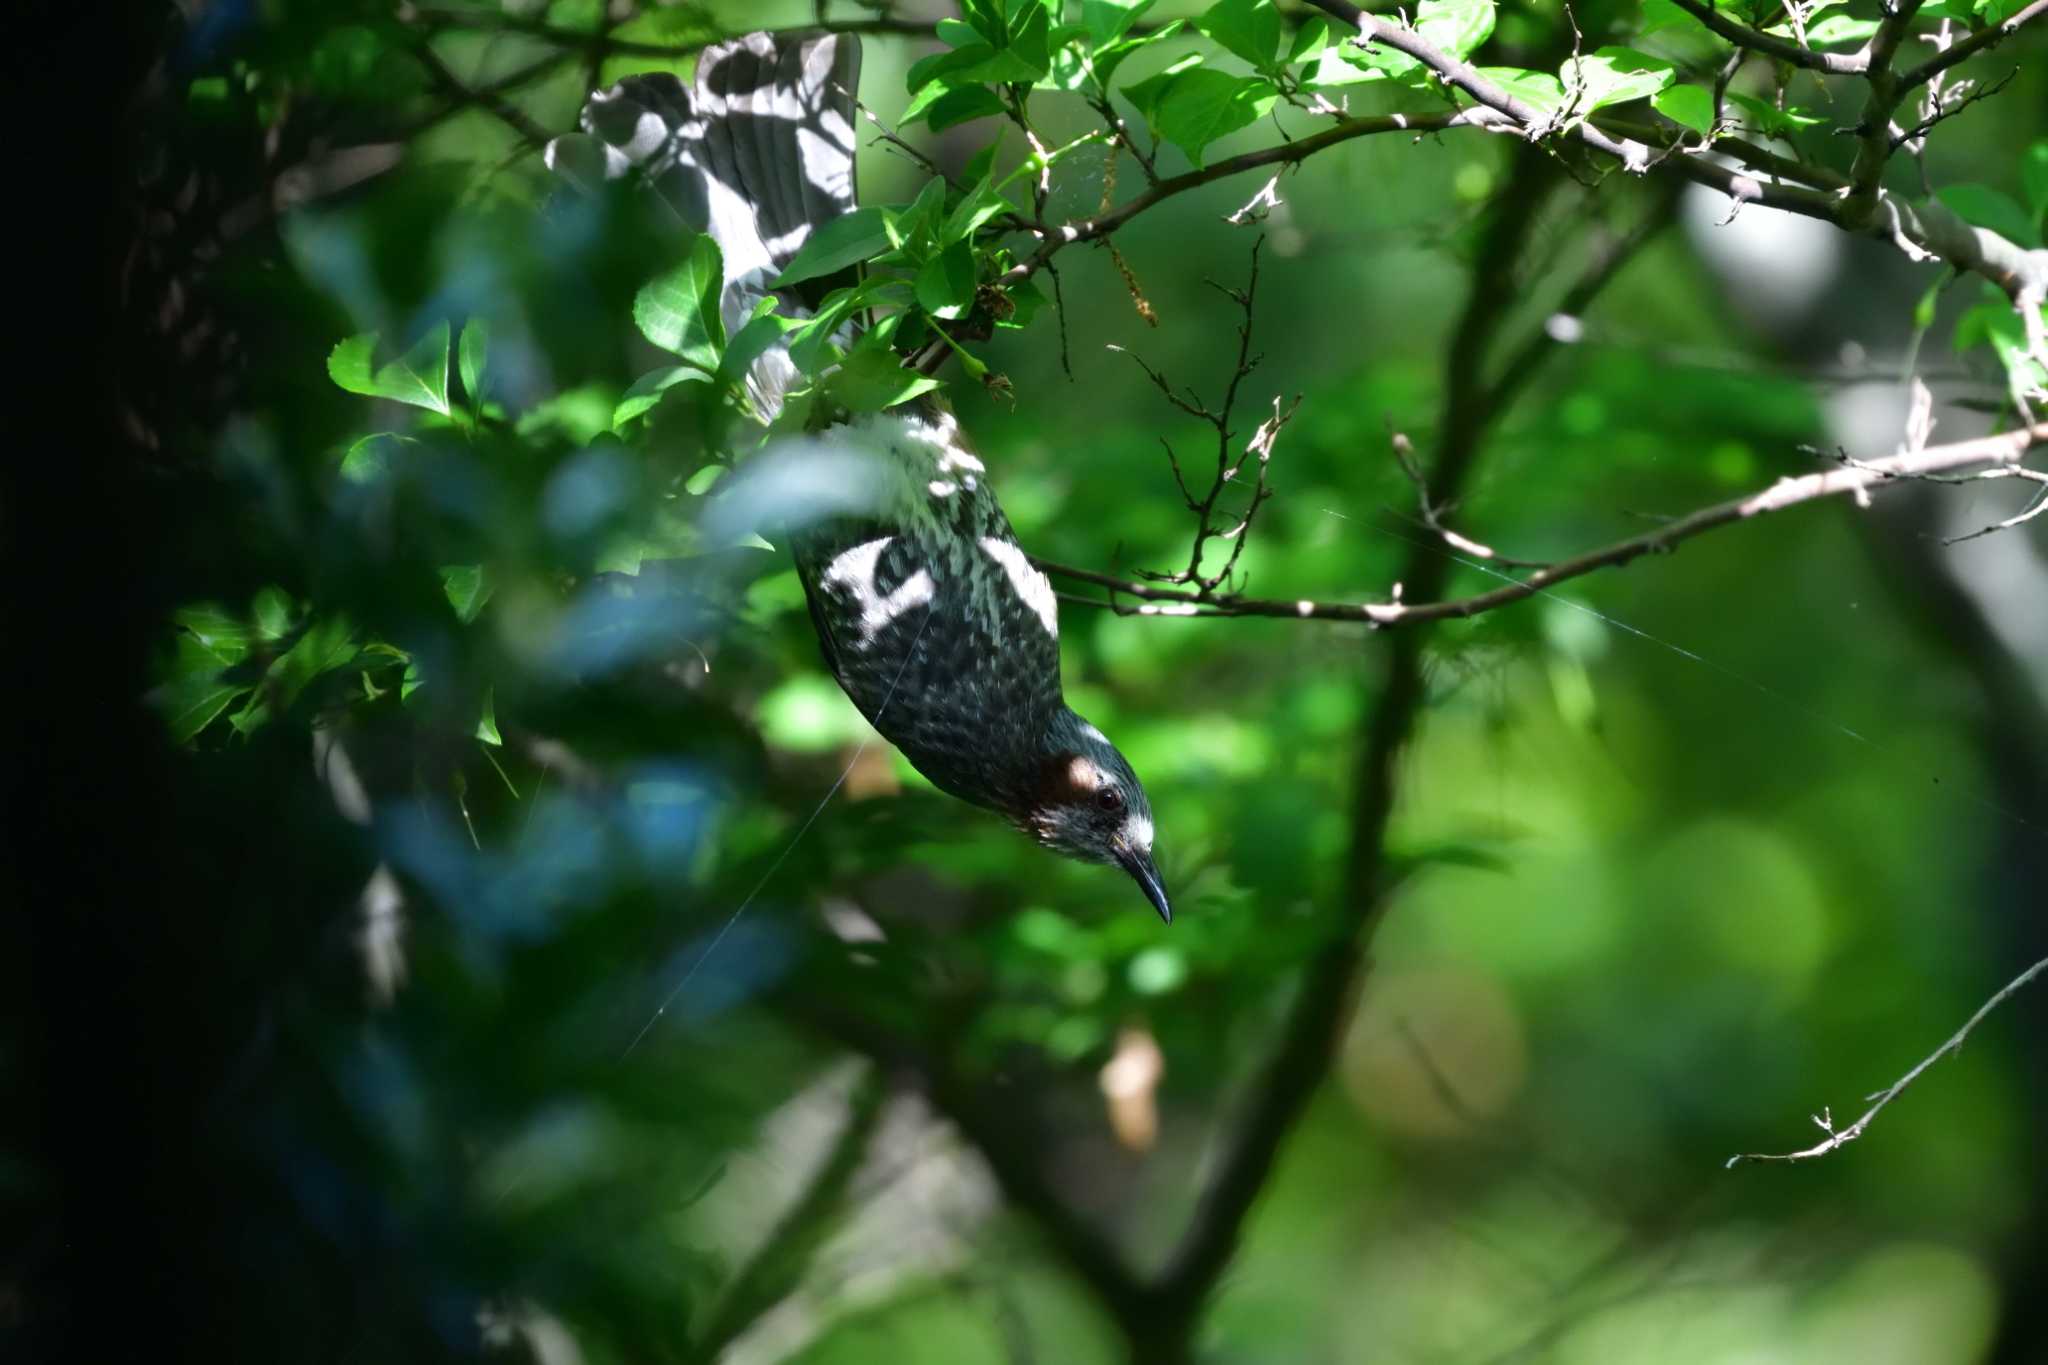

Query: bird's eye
1095 786 1125 814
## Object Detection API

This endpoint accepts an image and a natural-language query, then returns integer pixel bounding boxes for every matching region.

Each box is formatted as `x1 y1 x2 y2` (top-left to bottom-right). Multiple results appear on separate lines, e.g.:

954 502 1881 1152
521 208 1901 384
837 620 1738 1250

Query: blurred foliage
15 0 2048 1362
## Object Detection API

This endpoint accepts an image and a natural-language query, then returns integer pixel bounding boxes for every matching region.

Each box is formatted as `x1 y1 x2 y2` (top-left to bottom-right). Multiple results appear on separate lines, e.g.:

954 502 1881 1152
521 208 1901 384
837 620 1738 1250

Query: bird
547 30 1170 922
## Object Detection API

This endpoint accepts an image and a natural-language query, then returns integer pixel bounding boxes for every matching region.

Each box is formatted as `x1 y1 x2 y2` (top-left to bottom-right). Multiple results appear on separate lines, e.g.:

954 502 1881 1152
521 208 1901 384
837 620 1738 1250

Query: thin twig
1729 956 2048 1165
1110 238 1299 596
1037 423 2048 624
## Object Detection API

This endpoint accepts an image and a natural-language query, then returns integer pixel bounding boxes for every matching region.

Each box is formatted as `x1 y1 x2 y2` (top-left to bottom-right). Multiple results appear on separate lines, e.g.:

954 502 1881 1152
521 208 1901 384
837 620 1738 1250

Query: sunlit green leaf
441 565 492 624
1195 0 1283 69
1417 0 1495 61
1478 66 1566 113
1561 47 1676 111
157 671 251 745
1288 17 1333 64
476 687 502 746
614 366 704 429
253 587 293 640
1724 92 1825 136
916 239 979 319
774 207 890 287
1084 0 1154 43
827 342 942 412
634 235 725 371
1653 85 1715 136
328 322 452 416
1150 70 1279 165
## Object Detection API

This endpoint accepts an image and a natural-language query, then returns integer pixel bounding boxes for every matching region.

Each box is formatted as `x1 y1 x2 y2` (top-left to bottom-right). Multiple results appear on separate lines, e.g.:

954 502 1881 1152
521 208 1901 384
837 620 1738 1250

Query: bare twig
1890 69 2017 151
1111 239 1299 596
1941 466 2048 543
1729 956 2048 1165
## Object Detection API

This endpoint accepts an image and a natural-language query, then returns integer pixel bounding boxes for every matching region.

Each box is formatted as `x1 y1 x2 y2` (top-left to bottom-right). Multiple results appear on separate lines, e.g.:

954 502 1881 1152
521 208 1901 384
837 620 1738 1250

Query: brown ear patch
1035 751 1104 806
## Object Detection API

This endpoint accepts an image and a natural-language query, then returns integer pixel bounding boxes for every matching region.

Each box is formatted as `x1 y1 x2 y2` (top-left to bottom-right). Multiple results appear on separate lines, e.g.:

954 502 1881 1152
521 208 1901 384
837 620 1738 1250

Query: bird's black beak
1118 847 1172 924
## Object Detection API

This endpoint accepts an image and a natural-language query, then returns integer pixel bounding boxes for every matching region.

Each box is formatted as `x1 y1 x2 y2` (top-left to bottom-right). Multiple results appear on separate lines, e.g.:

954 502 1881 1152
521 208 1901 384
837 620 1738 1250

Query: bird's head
1020 710 1170 923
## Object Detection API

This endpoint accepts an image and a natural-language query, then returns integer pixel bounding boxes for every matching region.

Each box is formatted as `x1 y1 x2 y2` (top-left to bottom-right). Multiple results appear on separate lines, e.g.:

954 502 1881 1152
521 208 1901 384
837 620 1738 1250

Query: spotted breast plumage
548 31 1169 920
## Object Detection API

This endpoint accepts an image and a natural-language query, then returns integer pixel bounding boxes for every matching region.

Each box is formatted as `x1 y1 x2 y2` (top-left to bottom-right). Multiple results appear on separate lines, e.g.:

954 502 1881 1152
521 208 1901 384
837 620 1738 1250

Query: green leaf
338 432 414 483
1640 0 1706 32
1561 46 1676 111
1936 184 2042 248
939 180 1017 244
1955 297 2048 391
937 17 981 46
516 384 618 445
1287 17 1333 64
1783 13 1879 42
892 177 950 247
613 366 704 428
916 239 979 320
827 345 943 412
157 672 251 745
1084 0 1154 42
270 615 359 714
328 322 452 416
719 305 800 393
253 587 293 641
1195 0 1282 68
441 564 492 624
1724 92 1825 136
774 206 890 287
1913 279 1941 331
1478 66 1566 113
634 235 725 371
1144 70 1279 166
788 280 881 376
996 277 1051 330
476 687 502 746
1005 0 1055 77
1417 0 1495 61
1092 18 1184 87
458 318 489 415
175 605 253 664
2021 141 2048 224
1123 52 1203 119
1652 85 1715 136
924 84 1007 131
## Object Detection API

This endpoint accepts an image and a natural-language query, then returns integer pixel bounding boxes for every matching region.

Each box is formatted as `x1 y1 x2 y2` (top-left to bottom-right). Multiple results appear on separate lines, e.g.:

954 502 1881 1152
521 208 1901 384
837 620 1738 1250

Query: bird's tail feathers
545 32 862 415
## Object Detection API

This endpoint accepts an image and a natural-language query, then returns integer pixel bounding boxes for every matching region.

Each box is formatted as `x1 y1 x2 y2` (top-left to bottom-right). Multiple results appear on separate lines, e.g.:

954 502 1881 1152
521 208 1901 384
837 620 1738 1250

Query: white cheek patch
1122 811 1154 853
977 536 1059 640
823 536 935 643
1066 756 1104 790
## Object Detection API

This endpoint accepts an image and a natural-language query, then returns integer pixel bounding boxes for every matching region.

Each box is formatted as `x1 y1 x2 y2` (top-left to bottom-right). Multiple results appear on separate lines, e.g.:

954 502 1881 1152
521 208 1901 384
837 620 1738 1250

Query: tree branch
1037 423 2048 625
1899 0 2048 90
1729 955 2048 1165
1660 0 1869 73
